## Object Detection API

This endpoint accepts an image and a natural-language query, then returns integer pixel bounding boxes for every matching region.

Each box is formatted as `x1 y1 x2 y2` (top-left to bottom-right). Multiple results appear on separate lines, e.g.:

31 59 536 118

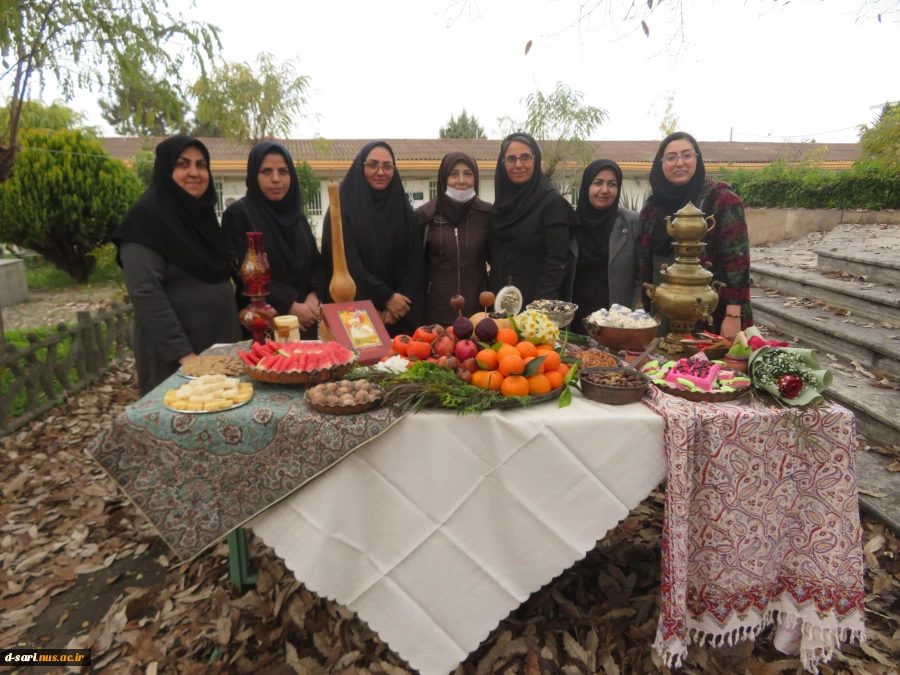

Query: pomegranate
437 355 460 371
474 317 499 343
455 339 478 362
433 333 457 358
456 368 473 384
452 316 474 340
461 358 478 373
479 291 496 310
450 295 465 312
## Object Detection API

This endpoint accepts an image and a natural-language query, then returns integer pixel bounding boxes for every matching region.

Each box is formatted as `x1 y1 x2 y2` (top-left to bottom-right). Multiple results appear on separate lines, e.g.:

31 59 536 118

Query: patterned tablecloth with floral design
87 363 402 561
642 386 866 672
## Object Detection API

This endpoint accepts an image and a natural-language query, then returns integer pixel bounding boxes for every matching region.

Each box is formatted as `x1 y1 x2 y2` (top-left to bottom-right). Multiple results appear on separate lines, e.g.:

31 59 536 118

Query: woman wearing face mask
114 136 241 395
490 133 577 306
568 159 642 328
416 152 492 325
222 141 324 339
640 131 753 341
321 141 424 336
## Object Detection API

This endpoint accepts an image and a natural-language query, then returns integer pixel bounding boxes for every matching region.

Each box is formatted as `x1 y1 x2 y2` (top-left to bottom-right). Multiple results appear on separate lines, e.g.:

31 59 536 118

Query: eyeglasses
661 151 698 166
504 153 534 167
363 161 395 173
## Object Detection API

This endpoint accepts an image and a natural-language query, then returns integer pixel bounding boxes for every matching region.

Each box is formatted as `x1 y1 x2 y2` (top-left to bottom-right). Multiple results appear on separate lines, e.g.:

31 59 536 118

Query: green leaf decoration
475 358 492 370
558 385 573 409
561 355 581 365
509 314 520 338
492 341 504 351
523 354 547 377
563 361 579 385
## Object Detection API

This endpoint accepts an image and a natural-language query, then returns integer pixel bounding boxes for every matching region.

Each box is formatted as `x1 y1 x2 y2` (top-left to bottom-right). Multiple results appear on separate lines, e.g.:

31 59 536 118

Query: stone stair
749 225 900 532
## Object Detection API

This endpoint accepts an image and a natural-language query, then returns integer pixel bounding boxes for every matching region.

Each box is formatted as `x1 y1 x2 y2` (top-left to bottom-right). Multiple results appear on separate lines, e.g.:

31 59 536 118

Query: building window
429 180 438 200
307 188 323 216
215 181 224 219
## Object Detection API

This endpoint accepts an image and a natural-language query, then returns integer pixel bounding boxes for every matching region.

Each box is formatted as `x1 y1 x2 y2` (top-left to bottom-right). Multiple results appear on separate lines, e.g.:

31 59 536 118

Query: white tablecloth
250 394 666 675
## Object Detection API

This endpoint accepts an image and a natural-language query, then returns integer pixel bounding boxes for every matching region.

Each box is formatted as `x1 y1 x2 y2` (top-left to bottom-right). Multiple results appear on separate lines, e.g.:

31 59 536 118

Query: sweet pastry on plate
163 374 253 412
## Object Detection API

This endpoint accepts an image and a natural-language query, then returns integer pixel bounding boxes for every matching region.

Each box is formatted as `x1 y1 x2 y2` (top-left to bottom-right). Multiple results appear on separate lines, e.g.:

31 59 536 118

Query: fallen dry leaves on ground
1 361 899 675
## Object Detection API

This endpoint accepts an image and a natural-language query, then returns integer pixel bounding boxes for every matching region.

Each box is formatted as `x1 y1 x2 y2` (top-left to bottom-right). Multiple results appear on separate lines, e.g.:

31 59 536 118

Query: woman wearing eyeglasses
321 141 424 336
416 152 491 325
489 133 577 306
640 132 753 340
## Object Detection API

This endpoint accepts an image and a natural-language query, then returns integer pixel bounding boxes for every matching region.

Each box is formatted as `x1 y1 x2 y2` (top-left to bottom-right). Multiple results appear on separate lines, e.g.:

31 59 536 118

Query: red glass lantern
238 232 278 344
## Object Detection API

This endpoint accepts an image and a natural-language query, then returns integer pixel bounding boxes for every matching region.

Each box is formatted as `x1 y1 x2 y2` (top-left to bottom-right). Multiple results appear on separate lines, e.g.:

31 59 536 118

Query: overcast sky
54 0 899 144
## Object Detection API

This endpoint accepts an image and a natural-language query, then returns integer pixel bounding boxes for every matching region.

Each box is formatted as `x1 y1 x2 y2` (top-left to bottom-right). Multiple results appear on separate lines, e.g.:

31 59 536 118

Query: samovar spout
643 282 657 302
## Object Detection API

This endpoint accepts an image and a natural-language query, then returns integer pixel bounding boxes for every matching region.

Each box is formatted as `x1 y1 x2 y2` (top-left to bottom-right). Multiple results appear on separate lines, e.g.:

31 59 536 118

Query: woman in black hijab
568 159 642 328
114 136 240 395
222 141 324 339
639 131 753 340
490 133 577 306
321 141 424 336
416 151 492 325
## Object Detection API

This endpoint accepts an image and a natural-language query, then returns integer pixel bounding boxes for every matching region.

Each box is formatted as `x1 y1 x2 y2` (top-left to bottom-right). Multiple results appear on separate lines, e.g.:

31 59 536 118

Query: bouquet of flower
743 327 832 405
514 309 560 346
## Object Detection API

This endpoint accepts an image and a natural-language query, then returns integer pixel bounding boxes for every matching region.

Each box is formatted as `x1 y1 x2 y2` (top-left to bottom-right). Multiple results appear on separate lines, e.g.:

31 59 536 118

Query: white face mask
445 186 476 203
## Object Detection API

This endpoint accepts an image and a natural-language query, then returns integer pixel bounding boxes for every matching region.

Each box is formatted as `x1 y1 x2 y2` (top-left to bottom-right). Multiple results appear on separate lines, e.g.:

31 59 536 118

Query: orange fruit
556 363 570 377
515 341 538 359
541 351 562 372
497 344 519 362
528 374 552 395
484 371 504 391
536 345 555 356
501 375 530 397
499 355 526 377
497 328 519 346
523 356 544 374
476 349 499 371
545 371 564 390
471 370 486 389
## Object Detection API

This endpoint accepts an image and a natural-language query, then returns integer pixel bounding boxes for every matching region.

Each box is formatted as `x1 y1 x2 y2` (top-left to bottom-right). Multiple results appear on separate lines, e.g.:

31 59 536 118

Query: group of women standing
114 131 752 394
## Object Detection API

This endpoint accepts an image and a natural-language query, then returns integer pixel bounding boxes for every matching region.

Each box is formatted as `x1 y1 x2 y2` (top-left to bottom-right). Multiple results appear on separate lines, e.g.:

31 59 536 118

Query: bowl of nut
527 299 578 328
305 379 384 415
579 366 650 405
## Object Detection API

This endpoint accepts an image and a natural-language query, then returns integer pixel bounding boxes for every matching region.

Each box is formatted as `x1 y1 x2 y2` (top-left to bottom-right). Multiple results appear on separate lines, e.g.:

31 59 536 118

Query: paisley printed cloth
87 344 402 560
642 387 865 672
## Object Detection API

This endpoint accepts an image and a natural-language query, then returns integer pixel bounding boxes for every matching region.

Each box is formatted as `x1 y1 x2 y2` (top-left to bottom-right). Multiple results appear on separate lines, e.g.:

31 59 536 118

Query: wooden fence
0 303 134 436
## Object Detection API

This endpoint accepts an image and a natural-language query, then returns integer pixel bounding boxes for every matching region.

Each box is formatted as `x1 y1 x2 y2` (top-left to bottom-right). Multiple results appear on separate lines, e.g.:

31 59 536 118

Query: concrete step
750 262 900 324
751 293 900 379
816 248 900 287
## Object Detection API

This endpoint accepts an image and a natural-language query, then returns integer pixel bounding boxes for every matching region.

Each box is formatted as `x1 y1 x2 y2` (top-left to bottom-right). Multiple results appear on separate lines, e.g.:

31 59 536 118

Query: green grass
17 243 124 291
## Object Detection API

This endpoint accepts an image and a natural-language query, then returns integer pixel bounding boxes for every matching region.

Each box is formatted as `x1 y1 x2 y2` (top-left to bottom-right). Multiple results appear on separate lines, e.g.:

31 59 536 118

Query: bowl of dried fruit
579 366 650 405
305 379 384 415
527 299 578 328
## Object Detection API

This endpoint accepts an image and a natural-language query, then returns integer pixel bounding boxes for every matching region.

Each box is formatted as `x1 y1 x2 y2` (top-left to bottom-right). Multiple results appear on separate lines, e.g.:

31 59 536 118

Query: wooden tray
655 384 750 403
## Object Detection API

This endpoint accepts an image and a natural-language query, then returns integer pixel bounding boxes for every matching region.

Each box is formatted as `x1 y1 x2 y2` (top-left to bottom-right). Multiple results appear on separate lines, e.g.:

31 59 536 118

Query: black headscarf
575 159 622 267
492 132 577 240
244 141 310 284
649 131 707 256
417 151 484 225
113 136 231 283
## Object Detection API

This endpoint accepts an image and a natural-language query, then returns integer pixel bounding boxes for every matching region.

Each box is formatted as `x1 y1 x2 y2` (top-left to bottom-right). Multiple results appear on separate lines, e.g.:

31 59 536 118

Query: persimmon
391 334 412 356
476 349 499 371
515 341 538 359
497 344 519 362
406 341 433 360
523 356 544 374
499 355 525 377
497 328 518 346
541 351 562 372
527 374 552 395
501 375 529 397
545 371 564 390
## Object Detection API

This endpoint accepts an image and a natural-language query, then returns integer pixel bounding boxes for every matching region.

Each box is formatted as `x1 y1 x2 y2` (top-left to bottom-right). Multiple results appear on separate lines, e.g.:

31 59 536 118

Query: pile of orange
472 339 571 397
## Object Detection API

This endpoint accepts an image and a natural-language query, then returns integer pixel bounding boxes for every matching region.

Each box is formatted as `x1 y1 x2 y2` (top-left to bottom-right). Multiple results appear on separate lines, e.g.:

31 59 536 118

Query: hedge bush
719 161 900 210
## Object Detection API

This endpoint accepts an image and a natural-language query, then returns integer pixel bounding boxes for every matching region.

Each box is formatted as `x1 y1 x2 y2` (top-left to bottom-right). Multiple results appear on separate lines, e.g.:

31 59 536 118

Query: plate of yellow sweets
163 374 254 413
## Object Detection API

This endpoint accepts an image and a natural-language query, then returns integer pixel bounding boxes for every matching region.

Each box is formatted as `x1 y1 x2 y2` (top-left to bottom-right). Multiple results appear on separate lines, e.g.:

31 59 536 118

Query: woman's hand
721 305 742 341
380 309 399 325
291 302 318 330
178 353 198 366
385 293 411 318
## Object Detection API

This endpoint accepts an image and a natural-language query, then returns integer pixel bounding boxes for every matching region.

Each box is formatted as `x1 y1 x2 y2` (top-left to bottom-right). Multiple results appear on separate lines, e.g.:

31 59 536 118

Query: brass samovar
643 202 724 354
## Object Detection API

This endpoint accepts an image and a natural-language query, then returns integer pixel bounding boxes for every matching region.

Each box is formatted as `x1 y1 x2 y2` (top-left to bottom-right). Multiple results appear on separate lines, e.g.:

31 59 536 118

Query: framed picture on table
320 301 392 365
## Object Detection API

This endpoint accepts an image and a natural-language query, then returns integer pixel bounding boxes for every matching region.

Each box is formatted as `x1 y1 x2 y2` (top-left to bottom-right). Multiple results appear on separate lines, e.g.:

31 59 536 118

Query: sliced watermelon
266 339 282 352
238 351 255 368
251 342 267 359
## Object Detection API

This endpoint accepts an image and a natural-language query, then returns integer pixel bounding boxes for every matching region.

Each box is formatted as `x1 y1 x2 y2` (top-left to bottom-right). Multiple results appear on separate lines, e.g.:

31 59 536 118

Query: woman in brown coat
415 152 492 326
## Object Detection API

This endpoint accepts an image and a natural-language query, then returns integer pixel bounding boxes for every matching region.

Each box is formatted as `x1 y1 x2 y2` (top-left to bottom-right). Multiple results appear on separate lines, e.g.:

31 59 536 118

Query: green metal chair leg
227 527 258 593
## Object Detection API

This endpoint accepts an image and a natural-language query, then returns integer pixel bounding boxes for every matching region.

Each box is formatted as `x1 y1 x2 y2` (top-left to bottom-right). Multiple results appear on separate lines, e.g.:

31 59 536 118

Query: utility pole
729 127 733 142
